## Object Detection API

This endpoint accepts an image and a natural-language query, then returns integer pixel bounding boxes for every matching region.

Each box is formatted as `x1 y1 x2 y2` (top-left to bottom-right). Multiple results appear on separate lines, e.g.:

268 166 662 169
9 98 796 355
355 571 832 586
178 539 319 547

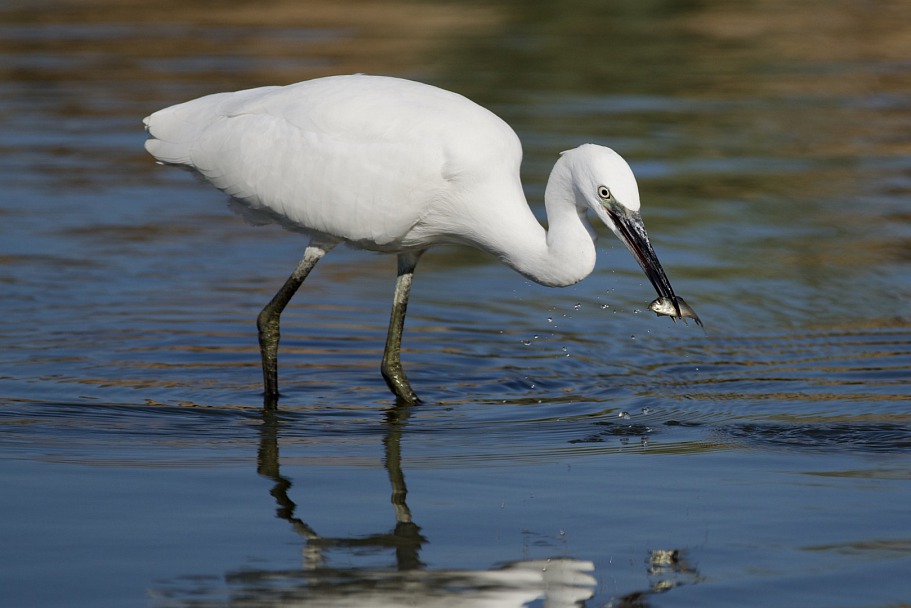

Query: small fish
648 295 703 327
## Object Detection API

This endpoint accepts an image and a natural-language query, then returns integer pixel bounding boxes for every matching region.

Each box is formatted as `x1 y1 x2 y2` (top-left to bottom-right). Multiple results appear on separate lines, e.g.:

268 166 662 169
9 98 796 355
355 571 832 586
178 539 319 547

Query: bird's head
556 144 702 326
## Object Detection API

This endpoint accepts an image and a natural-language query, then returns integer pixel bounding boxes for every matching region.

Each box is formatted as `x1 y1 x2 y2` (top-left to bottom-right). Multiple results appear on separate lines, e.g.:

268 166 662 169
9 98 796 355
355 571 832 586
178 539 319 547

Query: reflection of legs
257 408 320 540
257 242 335 399
384 404 425 570
257 403 426 571
381 251 425 405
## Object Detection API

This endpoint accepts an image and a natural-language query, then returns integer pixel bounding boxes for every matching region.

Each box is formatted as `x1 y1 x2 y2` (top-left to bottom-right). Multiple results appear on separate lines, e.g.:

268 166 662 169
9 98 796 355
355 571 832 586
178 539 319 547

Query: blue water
2 1 911 606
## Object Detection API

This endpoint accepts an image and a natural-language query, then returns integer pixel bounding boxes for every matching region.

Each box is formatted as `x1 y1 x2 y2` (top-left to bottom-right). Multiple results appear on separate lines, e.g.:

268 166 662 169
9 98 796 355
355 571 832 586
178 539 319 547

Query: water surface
1 1 910 606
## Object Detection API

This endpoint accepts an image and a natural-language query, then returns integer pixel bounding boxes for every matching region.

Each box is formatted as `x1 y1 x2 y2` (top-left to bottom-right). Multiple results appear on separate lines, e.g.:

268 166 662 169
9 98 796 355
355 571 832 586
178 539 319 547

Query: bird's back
144 75 523 250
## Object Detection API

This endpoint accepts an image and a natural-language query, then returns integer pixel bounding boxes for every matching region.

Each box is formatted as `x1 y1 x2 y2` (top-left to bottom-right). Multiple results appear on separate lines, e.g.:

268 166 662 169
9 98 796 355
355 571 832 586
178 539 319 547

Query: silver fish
648 295 703 327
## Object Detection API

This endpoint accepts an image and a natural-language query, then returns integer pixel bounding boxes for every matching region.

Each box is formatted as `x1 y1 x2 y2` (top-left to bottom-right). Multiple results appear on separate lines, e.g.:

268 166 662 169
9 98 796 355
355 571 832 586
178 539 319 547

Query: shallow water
2 1 911 606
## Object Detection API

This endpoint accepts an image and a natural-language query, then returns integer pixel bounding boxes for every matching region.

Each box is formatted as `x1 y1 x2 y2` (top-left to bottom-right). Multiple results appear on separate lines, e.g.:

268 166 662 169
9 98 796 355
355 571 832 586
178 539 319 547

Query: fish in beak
604 205 702 327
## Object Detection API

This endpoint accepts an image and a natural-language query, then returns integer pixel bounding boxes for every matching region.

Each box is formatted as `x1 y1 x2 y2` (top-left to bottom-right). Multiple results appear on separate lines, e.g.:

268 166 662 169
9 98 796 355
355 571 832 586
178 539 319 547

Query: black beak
605 206 702 327
608 208 677 301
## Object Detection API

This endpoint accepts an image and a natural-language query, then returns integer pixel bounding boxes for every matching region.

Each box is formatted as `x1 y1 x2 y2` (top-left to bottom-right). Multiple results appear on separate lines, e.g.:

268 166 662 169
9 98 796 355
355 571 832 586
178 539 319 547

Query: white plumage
144 74 696 404
146 76 520 251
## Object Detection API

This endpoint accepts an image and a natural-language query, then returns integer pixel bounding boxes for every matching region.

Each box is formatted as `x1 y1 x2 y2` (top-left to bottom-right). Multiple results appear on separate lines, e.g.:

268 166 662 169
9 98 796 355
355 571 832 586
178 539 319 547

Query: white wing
144 75 522 249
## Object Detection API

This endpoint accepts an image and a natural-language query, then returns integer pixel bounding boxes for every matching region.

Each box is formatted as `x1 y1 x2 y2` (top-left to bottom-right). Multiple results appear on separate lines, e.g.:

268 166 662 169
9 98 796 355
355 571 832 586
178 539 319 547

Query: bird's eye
598 186 611 200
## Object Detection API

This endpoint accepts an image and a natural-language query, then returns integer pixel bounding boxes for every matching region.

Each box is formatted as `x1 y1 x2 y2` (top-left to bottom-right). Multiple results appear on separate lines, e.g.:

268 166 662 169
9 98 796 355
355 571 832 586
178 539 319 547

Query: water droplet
618 411 631 420
641 407 651 415
573 302 582 310
547 316 553 323
601 303 609 309
533 335 539 340
521 339 532 346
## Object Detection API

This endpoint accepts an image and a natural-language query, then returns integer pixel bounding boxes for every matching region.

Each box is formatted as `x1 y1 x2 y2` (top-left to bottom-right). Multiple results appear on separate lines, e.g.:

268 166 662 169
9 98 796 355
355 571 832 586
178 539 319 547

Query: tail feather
143 91 234 166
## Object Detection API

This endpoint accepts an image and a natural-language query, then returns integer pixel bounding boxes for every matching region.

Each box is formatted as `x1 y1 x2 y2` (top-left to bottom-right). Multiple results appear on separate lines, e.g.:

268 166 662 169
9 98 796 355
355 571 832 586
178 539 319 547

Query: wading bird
144 74 700 405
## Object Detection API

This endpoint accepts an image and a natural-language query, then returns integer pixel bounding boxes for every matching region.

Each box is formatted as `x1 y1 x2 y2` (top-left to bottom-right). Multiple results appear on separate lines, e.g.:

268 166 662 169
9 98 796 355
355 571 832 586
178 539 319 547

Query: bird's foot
382 364 422 405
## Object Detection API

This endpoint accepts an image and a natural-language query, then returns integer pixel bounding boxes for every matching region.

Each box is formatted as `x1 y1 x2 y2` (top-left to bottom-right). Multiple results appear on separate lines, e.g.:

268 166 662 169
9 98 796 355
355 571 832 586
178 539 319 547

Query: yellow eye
598 186 611 200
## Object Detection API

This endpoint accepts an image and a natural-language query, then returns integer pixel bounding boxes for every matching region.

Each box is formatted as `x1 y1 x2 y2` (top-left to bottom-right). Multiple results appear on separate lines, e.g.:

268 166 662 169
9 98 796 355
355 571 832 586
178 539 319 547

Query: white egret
144 74 700 405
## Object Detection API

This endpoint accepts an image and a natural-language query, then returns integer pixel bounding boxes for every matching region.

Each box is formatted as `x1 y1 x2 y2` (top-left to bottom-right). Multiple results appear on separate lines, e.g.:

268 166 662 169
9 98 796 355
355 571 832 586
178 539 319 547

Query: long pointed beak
610 208 675 300
606 207 703 327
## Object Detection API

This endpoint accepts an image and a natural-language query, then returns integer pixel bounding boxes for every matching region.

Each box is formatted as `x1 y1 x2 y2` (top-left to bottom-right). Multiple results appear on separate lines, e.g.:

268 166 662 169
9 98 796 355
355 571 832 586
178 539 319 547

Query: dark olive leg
257 243 333 399
381 251 425 405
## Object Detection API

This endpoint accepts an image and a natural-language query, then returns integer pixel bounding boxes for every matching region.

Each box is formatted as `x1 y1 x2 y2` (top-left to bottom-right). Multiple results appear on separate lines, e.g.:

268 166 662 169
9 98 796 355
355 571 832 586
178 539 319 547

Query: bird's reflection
161 399 700 607
249 401 598 606
380 403 425 570
257 402 427 572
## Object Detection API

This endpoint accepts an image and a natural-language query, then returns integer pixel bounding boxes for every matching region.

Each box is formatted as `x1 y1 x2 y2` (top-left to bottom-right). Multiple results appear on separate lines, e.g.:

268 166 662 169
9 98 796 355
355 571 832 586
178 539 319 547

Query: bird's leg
257 243 333 399
381 251 425 405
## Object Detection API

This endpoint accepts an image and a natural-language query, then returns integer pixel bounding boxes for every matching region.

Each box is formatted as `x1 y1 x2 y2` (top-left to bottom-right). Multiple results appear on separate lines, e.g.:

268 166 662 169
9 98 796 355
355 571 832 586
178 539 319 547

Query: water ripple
3 321 909 466
719 422 911 454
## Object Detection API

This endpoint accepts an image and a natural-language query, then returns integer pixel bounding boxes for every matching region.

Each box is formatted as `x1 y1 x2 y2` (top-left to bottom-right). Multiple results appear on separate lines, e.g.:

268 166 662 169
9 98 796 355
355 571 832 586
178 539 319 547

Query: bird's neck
492 164 596 288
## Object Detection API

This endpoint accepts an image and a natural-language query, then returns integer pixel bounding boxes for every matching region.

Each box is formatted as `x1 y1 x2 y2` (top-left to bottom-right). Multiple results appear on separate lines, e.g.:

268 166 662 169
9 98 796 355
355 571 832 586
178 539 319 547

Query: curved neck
479 160 596 287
